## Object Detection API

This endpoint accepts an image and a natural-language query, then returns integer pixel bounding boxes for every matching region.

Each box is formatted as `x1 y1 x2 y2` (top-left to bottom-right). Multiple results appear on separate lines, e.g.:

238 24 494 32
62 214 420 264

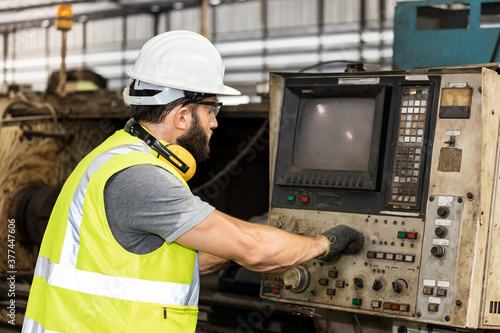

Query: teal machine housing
393 0 500 69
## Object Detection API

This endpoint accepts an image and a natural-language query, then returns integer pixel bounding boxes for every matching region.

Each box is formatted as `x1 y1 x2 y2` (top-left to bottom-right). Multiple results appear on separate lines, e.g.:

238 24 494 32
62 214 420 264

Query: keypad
389 86 429 207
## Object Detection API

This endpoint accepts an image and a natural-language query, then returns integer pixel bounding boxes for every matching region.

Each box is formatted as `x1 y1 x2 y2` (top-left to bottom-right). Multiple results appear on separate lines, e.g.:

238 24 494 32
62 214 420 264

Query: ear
173 105 192 131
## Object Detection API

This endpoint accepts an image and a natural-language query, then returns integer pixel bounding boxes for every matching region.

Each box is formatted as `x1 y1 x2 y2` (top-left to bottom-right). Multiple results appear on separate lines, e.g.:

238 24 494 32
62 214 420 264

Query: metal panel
393 0 500 69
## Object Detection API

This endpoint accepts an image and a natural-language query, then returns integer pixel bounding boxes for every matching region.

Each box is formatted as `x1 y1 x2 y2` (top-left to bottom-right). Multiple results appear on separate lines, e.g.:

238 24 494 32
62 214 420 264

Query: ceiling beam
0 0 99 13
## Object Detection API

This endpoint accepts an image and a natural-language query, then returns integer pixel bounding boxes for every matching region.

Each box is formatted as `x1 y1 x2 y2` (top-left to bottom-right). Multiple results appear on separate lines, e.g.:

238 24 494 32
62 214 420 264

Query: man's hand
317 225 364 262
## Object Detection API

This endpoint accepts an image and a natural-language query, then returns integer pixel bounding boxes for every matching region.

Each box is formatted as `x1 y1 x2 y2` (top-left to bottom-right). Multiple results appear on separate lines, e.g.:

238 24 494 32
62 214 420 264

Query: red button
271 287 279 294
301 196 309 203
407 232 417 239
391 304 400 310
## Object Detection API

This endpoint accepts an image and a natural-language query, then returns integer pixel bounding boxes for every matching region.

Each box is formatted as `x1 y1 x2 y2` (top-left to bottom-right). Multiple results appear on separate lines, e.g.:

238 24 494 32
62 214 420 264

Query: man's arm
198 252 229 275
176 210 329 273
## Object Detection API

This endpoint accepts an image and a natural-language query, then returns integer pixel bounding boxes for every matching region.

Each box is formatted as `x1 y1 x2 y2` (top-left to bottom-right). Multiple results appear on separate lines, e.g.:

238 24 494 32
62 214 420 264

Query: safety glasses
182 100 223 119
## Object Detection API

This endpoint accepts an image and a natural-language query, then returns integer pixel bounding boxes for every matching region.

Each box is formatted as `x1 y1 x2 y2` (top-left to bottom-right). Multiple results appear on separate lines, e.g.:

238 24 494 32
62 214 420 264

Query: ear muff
124 118 197 182
158 144 196 181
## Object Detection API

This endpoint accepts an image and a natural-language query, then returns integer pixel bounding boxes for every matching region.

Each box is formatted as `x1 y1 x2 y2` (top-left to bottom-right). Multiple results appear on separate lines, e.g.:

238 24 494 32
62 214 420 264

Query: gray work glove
317 225 364 262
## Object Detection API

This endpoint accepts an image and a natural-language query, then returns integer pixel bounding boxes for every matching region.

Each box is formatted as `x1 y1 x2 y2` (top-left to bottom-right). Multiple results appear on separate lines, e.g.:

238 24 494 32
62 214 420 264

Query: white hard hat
124 30 240 105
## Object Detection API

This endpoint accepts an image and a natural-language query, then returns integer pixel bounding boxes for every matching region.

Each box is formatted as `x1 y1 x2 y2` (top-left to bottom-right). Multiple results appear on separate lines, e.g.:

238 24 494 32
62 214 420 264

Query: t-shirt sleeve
104 164 215 245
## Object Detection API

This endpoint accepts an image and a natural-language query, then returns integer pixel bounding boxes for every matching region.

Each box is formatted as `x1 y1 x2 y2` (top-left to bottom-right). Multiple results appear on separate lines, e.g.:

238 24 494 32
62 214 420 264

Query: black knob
435 226 447 238
437 207 449 218
372 279 383 291
392 281 403 293
353 278 364 288
431 245 446 258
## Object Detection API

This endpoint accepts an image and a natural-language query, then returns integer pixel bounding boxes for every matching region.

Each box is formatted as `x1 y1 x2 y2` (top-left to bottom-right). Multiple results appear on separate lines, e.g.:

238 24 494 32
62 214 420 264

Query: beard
176 112 211 163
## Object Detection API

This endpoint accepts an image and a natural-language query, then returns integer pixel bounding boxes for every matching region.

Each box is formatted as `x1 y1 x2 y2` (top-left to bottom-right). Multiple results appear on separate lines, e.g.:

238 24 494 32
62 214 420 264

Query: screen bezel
274 81 389 191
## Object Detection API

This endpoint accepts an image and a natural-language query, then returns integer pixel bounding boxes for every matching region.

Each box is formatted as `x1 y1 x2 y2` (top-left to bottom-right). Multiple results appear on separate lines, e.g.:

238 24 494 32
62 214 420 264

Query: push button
423 287 434 295
436 288 447 297
428 303 439 312
399 304 410 312
352 298 362 306
328 270 338 278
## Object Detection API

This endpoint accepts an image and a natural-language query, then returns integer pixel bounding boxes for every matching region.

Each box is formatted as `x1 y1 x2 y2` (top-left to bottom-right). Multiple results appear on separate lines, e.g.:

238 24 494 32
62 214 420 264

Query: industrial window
481 2 500 28
416 4 470 30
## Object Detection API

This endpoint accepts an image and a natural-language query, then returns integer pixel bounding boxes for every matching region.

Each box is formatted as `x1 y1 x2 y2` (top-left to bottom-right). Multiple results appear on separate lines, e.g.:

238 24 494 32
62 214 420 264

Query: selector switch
437 206 450 218
435 226 448 238
372 279 383 291
353 278 364 288
283 265 310 293
431 245 446 258
392 279 408 294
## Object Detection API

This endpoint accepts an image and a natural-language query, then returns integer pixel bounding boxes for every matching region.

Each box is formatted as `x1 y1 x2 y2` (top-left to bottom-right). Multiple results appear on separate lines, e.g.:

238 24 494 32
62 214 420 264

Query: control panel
262 210 423 317
262 67 500 330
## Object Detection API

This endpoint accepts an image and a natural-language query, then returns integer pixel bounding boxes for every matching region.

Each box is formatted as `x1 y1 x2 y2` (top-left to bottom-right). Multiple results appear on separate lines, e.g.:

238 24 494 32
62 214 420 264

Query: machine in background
393 0 500 70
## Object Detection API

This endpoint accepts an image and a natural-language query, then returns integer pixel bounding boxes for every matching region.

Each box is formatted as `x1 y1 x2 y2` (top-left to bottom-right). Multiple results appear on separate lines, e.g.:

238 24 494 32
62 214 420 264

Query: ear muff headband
125 119 196 181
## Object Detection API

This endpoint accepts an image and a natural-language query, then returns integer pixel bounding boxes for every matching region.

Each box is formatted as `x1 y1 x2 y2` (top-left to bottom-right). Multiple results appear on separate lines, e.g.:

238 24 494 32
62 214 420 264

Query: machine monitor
272 76 437 215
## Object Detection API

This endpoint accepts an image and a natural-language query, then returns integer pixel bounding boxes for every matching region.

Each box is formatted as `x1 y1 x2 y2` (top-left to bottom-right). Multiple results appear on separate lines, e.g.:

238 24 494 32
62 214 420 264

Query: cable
0 92 60 139
16 92 60 131
298 60 364 73
192 117 269 195
353 314 363 333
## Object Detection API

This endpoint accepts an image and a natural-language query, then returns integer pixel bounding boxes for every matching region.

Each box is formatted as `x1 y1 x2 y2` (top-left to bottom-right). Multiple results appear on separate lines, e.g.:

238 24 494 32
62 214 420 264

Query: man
22 30 364 332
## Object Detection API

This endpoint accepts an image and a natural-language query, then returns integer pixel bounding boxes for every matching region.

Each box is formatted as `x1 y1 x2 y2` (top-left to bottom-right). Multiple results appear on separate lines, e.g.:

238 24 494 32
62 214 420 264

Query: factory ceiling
0 0 206 31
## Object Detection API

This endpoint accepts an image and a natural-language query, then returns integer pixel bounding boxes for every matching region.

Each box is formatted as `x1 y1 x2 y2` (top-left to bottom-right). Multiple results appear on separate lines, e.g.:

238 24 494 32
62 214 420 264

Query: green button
352 298 362 306
288 195 295 201
397 231 407 239
263 286 270 293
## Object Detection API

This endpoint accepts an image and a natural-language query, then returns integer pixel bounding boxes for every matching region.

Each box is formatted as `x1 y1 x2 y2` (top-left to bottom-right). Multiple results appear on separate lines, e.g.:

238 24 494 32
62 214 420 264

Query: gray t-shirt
103 164 215 254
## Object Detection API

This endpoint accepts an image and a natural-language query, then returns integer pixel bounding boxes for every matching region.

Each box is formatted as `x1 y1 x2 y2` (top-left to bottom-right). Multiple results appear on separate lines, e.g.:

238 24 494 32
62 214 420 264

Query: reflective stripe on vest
33 254 199 306
60 143 147 267
22 317 59 333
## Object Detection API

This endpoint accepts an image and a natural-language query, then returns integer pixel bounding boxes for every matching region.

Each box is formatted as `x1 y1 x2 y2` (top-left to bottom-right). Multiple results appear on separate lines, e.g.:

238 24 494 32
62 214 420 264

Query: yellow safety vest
22 130 200 333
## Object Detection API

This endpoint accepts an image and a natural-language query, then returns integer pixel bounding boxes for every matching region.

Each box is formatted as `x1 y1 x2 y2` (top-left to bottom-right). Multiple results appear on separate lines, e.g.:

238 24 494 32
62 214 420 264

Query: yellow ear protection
158 144 196 181
125 119 197 181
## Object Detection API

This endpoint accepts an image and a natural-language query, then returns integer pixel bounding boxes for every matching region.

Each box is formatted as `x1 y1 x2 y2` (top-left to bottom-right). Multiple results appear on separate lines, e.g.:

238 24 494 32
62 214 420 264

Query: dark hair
128 80 214 124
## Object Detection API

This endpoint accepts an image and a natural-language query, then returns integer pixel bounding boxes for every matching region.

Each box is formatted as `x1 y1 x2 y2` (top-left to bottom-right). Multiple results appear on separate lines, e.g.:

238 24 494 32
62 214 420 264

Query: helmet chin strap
124 118 197 181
